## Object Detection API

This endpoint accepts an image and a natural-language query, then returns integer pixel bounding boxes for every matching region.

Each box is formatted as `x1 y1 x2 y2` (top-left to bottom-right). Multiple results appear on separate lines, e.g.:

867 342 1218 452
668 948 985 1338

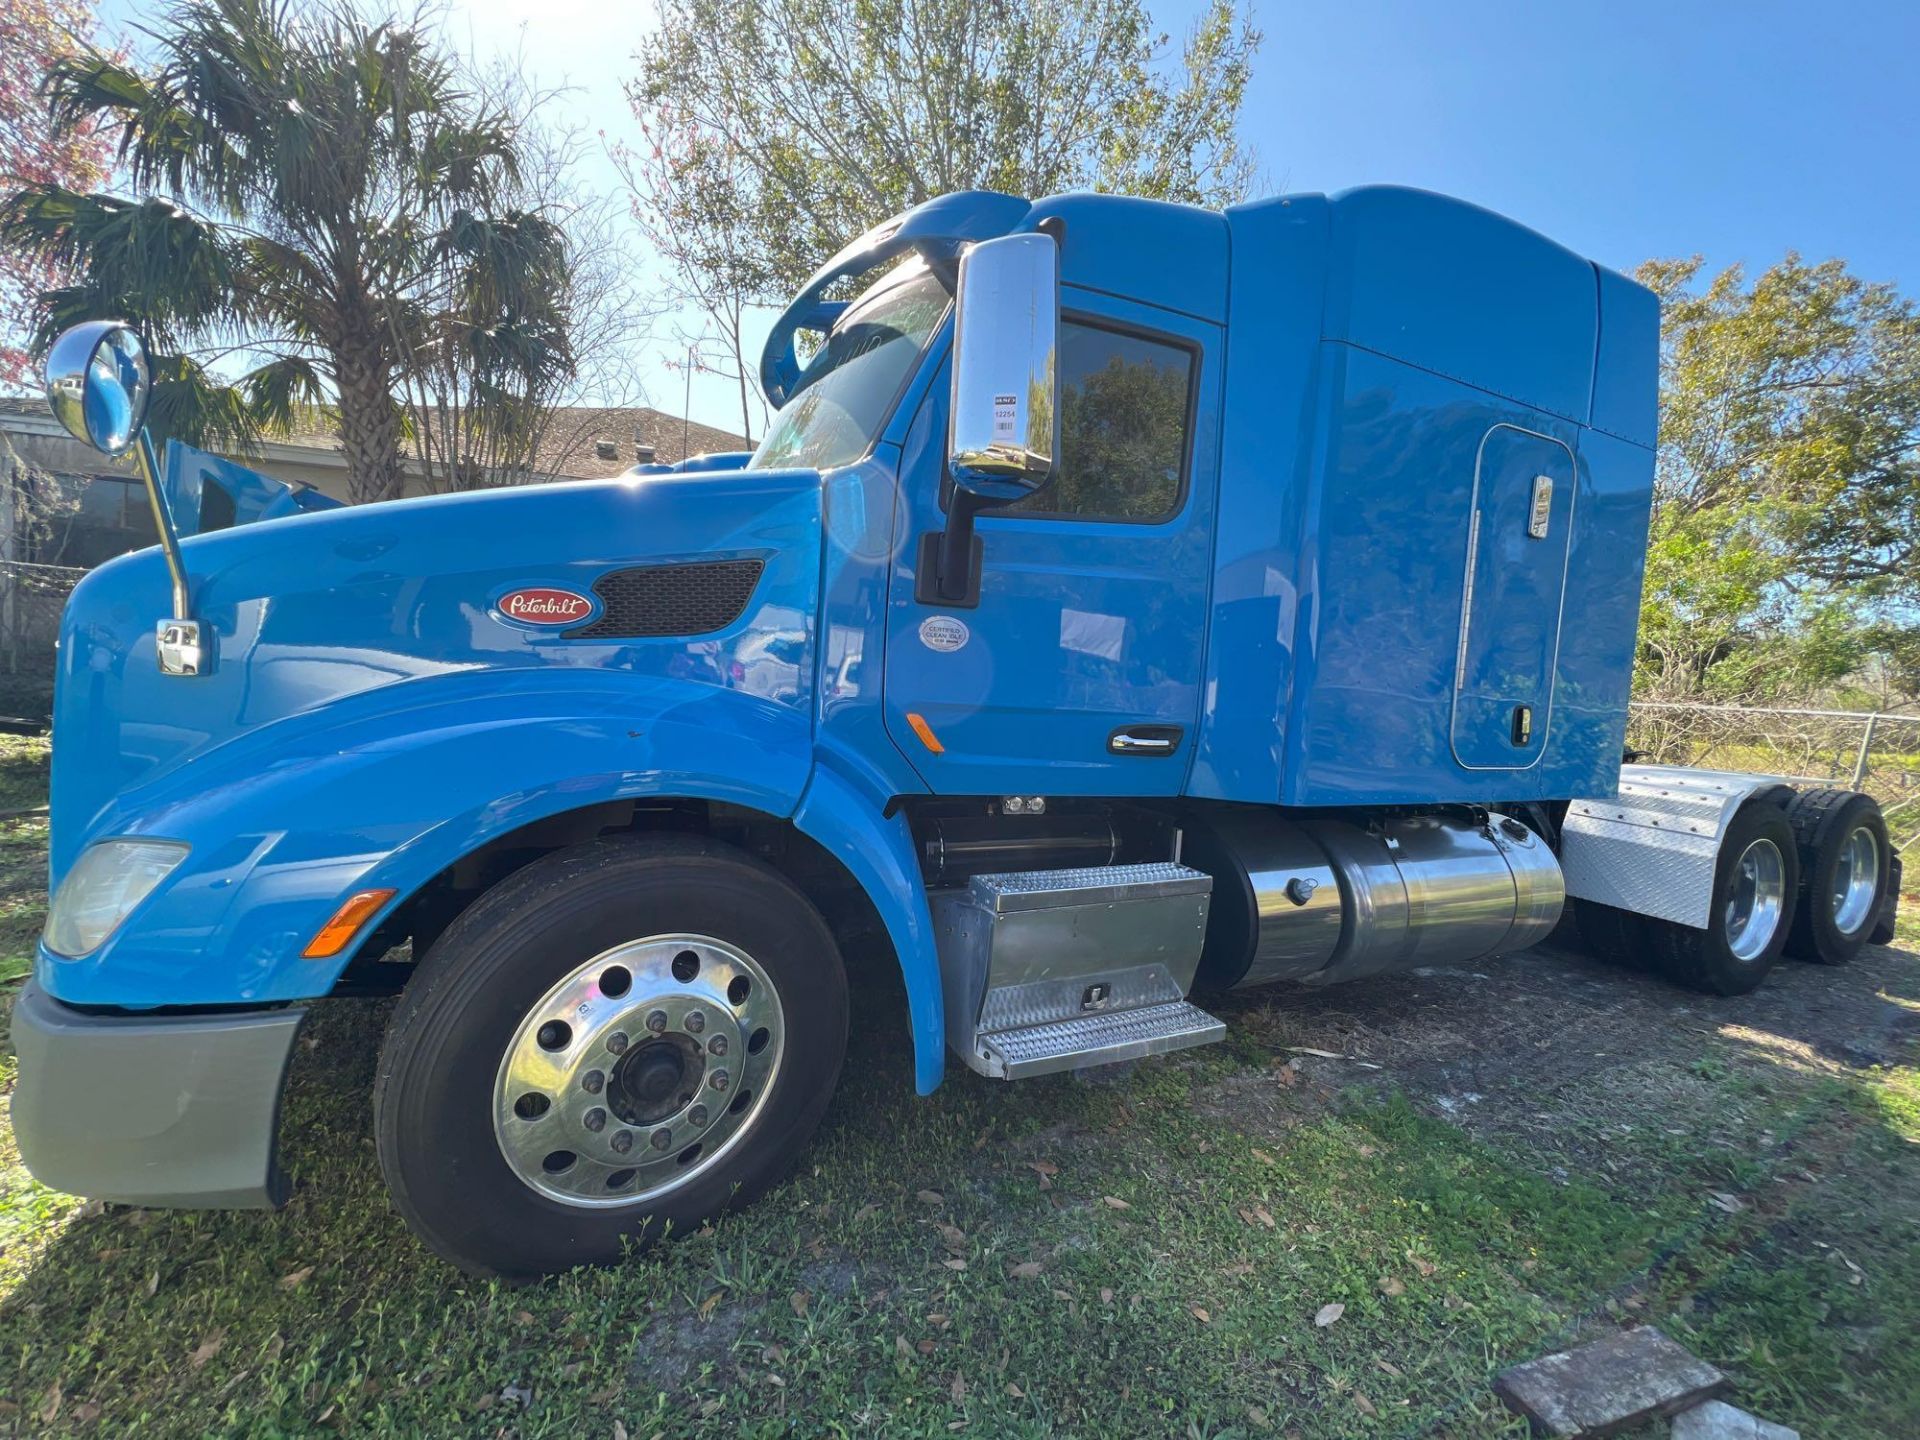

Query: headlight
43 839 189 958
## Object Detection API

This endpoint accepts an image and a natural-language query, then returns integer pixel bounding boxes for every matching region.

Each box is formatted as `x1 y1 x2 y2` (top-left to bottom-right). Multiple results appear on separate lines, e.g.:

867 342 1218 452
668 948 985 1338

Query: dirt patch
1197 936 1920 1159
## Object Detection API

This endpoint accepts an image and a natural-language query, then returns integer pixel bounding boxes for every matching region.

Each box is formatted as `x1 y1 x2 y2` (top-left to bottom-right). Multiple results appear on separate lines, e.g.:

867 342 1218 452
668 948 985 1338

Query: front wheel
374 836 848 1277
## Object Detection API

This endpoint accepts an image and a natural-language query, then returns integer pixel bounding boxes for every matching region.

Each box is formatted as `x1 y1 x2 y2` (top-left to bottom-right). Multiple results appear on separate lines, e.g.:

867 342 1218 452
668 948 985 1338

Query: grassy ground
1 729 1916 1437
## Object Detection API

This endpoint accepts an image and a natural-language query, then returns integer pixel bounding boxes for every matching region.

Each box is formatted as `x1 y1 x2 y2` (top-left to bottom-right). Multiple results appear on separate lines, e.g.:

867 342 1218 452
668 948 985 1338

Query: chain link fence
0 559 84 726
1627 700 1920 853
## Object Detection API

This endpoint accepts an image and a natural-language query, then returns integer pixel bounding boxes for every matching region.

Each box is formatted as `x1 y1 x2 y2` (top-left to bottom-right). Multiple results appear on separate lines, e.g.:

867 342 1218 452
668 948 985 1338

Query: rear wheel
1648 802 1799 996
1572 898 1656 970
1783 789 1891 965
1868 854 1902 946
374 835 848 1277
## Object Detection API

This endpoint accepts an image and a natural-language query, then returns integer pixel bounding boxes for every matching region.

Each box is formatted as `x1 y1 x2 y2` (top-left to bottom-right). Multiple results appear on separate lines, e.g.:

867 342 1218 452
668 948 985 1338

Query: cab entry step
932 861 1224 1079
983 998 1226 1079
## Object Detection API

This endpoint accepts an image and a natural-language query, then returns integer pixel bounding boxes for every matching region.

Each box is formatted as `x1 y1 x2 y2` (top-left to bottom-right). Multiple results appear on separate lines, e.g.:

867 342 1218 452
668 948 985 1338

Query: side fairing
1195 187 1657 806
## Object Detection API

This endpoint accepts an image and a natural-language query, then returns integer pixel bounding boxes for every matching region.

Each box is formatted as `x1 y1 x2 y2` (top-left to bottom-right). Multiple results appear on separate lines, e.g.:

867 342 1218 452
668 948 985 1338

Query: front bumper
9 979 304 1208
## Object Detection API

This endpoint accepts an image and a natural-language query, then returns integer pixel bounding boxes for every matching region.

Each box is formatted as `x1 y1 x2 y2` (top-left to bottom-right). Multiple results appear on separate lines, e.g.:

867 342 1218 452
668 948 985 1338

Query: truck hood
49 466 825 880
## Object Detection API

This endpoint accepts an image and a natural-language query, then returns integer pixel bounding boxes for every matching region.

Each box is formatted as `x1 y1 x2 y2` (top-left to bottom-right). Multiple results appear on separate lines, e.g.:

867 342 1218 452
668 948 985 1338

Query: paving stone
1671 1399 1800 1440
1493 1326 1729 1437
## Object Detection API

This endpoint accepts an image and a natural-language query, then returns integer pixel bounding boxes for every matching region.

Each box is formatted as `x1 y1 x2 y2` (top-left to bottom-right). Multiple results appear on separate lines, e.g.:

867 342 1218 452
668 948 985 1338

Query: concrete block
1493 1326 1729 1436
1671 1400 1800 1440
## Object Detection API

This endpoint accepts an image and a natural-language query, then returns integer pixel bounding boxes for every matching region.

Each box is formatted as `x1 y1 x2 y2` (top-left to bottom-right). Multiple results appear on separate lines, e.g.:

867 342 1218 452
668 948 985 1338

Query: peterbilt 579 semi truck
12 186 1901 1277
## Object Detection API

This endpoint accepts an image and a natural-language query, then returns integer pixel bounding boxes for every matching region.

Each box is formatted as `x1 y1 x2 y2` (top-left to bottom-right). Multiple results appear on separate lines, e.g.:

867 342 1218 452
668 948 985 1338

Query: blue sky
96 0 1920 435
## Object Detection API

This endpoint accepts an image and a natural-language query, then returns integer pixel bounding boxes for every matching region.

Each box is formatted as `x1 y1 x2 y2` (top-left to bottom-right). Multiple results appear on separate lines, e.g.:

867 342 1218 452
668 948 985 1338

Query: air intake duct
1183 809 1563 990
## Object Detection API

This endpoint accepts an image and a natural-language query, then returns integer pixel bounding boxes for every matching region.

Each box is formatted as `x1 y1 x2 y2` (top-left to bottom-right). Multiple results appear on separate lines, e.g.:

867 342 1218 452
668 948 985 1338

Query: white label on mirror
919 616 970 653
992 393 1018 447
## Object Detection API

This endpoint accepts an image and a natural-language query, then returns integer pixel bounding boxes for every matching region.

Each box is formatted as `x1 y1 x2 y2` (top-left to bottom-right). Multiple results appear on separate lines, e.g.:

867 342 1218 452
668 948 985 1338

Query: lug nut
708 1034 728 1056
709 1069 730 1092
650 1128 673 1150
583 1107 606 1133
685 1010 706 1034
581 1069 605 1094
646 1010 668 1034
606 1031 630 1055
688 1104 709 1126
610 1129 634 1154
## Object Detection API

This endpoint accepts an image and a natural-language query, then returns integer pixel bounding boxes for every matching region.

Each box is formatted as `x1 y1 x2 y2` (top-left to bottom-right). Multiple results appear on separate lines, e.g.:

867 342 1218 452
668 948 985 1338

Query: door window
1005 320 1195 522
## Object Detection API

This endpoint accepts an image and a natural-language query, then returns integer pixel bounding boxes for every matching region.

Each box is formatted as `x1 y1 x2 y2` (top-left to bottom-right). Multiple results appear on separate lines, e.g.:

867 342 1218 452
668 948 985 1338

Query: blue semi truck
12 186 1901 1276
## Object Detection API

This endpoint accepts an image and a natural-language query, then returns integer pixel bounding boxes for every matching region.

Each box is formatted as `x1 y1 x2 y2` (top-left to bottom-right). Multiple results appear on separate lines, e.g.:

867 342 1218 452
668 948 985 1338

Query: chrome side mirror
45 320 151 456
947 232 1059 499
921 231 1060 606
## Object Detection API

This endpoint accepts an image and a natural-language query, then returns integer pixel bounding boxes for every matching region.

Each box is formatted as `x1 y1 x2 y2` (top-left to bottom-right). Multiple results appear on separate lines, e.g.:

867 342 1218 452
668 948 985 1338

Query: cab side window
1007 320 1195 521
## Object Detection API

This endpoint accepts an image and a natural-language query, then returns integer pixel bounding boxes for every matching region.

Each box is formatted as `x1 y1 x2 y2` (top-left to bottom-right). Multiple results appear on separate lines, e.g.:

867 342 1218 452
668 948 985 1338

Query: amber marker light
905 711 945 754
302 888 397 959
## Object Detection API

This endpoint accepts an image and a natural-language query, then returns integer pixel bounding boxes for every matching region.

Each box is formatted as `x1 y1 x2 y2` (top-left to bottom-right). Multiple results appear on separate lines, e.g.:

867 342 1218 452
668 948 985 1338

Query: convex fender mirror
45 320 151 456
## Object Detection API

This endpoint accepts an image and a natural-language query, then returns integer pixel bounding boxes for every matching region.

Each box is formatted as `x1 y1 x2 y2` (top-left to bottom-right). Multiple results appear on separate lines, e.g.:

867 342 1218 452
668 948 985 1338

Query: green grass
1 730 1917 1437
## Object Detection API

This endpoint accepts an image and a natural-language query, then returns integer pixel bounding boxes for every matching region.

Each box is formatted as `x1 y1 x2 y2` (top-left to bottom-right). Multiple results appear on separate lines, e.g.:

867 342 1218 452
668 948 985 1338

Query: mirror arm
937 489 987 601
133 430 193 621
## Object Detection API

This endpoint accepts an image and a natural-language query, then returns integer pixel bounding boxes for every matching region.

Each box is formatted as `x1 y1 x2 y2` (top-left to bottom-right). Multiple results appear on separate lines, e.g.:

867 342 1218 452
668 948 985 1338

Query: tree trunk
331 338 405 504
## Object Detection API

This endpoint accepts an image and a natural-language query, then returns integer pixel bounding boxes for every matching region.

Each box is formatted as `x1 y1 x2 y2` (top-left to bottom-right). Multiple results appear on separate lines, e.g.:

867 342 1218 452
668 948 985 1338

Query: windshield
749 261 950 471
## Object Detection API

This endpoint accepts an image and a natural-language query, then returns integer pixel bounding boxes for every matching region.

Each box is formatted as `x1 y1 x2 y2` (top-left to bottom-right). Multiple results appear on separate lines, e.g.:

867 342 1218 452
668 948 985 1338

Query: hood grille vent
565 558 765 639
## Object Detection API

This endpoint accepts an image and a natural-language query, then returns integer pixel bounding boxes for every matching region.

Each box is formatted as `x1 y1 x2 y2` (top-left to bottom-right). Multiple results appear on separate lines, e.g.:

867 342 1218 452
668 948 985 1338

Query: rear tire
1868 854 1902 946
1573 898 1656 970
1783 789 1891 965
1648 801 1799 996
374 835 848 1278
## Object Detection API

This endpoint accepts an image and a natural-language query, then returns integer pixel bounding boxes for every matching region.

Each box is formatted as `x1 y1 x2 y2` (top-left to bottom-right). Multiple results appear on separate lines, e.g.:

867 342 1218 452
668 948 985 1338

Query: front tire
374 835 848 1277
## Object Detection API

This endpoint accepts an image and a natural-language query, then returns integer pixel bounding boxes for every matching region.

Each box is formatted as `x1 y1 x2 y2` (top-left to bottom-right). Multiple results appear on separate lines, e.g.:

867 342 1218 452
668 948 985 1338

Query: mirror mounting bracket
914 489 990 608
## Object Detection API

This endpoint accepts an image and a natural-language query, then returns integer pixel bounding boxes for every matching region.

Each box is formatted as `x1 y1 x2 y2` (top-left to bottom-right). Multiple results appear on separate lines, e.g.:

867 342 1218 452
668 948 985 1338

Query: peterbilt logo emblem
495 586 594 626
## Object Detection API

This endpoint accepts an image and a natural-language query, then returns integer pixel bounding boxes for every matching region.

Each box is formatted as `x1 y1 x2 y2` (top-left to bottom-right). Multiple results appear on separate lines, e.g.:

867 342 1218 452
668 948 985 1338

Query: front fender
793 760 945 1094
38 670 814 1007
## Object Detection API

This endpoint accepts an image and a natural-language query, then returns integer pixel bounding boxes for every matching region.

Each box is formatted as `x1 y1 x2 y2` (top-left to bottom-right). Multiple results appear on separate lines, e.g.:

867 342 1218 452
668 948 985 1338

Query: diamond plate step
980 999 1225 1080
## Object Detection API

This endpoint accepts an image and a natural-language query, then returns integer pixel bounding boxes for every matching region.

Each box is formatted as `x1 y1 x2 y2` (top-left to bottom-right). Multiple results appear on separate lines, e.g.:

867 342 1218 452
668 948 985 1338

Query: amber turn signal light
301 888 397 959
905 711 945 754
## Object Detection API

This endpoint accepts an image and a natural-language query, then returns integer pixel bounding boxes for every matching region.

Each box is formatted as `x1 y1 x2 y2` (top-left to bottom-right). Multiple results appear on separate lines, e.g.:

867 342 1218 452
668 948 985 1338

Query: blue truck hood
49 467 824 880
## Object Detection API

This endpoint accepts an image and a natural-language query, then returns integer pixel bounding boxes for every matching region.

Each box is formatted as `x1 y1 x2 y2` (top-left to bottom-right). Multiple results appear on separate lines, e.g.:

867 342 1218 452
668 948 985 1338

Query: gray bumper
8 978 304 1209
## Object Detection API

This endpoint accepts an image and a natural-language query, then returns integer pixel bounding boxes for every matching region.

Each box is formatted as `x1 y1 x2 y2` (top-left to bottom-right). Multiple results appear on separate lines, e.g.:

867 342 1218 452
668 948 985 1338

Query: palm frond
240 354 326 434
146 351 261 455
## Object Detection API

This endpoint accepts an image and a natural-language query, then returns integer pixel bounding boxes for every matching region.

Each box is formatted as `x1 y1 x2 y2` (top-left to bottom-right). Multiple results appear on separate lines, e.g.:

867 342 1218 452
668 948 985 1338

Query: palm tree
0 0 573 503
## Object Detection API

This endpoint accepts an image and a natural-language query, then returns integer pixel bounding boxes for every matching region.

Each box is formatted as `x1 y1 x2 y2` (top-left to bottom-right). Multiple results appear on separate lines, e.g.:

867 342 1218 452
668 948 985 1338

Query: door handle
1108 725 1183 756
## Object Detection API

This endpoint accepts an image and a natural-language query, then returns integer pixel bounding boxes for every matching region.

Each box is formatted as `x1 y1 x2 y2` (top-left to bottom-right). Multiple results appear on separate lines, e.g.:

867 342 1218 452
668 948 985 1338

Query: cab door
1449 424 1577 769
882 295 1219 796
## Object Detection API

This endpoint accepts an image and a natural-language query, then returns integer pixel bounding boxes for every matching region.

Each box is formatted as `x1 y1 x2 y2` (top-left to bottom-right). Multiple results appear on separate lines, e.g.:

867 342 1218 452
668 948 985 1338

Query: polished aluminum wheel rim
1725 837 1786 962
493 934 785 1208
1831 825 1880 936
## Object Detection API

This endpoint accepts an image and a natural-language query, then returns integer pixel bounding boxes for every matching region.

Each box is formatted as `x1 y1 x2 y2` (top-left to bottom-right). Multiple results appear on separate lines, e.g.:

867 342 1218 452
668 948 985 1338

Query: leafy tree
0 0 573 502
622 0 1260 423
0 0 112 387
1636 255 1920 706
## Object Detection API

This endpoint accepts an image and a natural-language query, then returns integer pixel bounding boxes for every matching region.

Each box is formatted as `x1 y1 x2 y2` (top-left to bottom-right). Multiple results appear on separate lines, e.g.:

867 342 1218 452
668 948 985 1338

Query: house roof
0 395 752 479
264 403 751 478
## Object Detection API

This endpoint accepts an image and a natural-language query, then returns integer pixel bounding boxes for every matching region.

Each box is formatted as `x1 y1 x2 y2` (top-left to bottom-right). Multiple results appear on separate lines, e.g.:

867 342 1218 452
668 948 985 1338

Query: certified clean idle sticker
918 615 970 653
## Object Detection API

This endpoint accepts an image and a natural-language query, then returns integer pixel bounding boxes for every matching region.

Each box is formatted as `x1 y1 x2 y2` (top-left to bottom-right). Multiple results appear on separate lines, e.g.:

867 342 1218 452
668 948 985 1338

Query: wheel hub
1725 837 1786 962
1831 824 1880 936
611 1034 704 1125
492 934 785 1208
